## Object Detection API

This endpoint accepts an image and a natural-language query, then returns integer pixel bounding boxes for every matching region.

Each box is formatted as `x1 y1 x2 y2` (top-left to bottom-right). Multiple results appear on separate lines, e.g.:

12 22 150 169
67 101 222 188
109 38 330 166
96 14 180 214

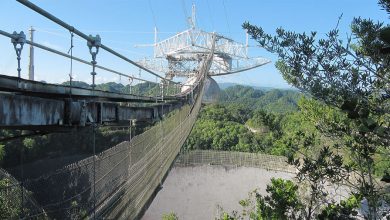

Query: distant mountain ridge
218 84 302 114
60 80 175 96
218 82 295 91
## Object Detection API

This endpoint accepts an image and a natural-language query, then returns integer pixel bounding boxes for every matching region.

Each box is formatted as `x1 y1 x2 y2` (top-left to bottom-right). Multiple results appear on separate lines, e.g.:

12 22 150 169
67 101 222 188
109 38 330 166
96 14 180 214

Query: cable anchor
87 34 101 89
11 31 26 79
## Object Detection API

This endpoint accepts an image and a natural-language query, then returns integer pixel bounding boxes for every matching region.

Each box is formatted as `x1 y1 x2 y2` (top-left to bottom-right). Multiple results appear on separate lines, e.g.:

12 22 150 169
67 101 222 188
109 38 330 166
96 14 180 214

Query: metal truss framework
137 8 270 80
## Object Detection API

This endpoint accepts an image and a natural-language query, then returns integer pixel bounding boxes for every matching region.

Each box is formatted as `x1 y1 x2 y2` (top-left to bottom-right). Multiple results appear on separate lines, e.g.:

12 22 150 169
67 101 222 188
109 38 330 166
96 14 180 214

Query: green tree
243 1 390 218
218 178 361 220
318 194 362 220
162 212 179 220
256 178 301 219
0 178 21 219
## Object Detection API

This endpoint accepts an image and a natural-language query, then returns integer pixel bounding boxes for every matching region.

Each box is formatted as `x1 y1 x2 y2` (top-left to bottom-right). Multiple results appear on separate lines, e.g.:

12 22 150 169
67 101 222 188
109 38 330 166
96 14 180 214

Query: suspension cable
16 0 180 85
129 77 133 94
148 0 158 30
222 0 231 35
0 29 157 85
87 34 100 219
67 31 74 94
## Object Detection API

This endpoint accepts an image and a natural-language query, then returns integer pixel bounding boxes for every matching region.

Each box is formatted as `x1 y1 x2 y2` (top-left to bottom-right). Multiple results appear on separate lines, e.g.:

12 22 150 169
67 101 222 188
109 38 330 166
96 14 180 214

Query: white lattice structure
137 4 270 81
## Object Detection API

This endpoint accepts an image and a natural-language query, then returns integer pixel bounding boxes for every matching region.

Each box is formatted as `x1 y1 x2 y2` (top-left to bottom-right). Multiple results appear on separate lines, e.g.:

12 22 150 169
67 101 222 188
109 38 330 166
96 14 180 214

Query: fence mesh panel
175 150 296 173
0 79 204 219
0 51 223 219
0 168 47 219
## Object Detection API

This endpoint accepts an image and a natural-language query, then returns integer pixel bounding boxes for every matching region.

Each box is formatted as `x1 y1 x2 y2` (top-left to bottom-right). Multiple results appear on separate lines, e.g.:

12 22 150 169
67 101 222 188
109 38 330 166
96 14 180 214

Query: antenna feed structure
87 34 101 89
11 31 26 79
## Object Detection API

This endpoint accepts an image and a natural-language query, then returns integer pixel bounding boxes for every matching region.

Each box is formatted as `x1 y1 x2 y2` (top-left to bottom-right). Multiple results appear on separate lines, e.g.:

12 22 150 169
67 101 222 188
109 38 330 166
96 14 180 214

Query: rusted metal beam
0 92 182 131
0 92 64 127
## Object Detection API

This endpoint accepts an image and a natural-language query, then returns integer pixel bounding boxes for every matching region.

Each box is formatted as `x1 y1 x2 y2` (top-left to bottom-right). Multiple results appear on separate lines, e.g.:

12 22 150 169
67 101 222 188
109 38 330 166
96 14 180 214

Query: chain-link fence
0 49 212 219
0 168 46 219
0 93 201 219
101 86 204 219
0 78 204 220
175 150 296 173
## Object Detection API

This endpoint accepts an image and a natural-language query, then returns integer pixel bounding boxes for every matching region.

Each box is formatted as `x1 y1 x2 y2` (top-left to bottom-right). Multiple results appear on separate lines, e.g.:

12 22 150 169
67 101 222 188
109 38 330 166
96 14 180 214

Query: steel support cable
87 37 99 220
67 31 74 97
1 29 186 98
0 29 157 86
148 0 158 30
16 0 181 85
221 0 231 35
206 0 215 30
180 0 189 26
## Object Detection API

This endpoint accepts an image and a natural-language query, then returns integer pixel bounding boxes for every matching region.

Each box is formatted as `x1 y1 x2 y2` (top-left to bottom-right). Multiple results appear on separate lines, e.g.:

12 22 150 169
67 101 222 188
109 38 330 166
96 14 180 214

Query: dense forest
219 85 300 113
184 85 303 155
214 0 390 219
187 85 390 178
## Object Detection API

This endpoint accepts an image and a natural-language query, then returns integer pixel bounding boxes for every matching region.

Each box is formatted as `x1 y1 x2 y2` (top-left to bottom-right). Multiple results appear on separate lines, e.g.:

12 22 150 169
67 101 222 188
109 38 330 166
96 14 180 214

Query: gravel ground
142 164 294 220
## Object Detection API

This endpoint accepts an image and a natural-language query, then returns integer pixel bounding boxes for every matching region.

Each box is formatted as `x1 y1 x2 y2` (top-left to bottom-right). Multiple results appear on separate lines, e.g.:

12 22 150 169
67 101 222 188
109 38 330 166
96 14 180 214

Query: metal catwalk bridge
0 1 269 219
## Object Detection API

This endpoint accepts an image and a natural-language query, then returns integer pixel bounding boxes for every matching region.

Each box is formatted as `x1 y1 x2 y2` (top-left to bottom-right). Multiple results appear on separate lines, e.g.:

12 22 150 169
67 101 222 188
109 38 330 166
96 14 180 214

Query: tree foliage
185 104 257 152
220 86 302 113
256 178 301 219
162 212 179 220
0 178 22 219
218 178 361 220
243 1 390 218
184 86 303 154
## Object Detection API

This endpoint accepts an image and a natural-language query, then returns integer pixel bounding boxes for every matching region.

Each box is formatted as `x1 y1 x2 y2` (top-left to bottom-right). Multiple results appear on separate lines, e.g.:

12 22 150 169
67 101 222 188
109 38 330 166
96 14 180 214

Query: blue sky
0 0 388 88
